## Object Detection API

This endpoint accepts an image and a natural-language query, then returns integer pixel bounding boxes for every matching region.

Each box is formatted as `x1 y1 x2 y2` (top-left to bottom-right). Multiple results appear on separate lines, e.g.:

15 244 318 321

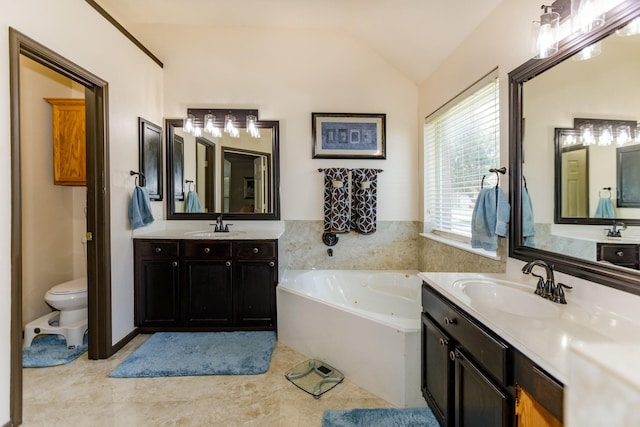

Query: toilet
23 277 88 349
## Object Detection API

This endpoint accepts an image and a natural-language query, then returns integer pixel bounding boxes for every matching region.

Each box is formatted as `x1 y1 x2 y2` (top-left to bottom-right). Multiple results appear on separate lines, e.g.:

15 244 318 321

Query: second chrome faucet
521 259 572 304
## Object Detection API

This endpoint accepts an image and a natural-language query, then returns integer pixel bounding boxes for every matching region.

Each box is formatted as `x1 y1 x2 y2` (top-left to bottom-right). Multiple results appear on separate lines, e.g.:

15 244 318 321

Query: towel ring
130 170 146 187
599 187 612 198
185 179 194 192
481 167 506 189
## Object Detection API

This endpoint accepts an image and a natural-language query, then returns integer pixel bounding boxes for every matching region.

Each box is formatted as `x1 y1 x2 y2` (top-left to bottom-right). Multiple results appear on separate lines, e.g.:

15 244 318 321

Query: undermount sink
452 278 561 319
184 230 245 238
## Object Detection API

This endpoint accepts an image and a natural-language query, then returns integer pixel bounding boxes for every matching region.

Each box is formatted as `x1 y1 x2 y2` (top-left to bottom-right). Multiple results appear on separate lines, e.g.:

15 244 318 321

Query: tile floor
22 334 394 426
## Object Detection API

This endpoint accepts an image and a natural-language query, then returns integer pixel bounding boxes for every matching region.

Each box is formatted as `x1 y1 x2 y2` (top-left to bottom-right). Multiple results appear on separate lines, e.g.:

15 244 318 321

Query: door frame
9 28 113 425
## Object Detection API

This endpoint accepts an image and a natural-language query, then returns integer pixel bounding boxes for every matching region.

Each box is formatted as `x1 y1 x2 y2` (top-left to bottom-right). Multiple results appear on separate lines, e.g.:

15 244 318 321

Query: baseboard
3 419 13 427
109 328 139 356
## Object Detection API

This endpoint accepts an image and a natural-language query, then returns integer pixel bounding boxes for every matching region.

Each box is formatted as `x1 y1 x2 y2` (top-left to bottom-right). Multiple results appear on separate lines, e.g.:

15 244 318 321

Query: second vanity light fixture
532 0 634 60
561 118 639 147
182 109 261 139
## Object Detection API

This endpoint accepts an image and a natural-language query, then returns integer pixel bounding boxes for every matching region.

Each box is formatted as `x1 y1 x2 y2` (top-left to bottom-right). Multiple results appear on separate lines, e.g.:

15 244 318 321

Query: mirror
165 111 280 220
510 0 640 295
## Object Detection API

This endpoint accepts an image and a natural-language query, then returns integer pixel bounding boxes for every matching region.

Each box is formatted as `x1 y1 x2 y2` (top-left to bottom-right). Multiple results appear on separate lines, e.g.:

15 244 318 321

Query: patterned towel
322 168 351 233
351 168 380 234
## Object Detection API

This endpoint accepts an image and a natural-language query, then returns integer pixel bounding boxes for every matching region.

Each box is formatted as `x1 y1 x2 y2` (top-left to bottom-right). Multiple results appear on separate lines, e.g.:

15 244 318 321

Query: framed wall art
312 112 386 159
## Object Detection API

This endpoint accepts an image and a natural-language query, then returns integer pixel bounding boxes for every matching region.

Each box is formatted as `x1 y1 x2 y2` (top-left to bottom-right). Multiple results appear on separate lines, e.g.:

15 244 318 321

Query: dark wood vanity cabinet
422 282 564 427
134 239 277 332
134 240 181 327
422 284 512 427
596 243 640 270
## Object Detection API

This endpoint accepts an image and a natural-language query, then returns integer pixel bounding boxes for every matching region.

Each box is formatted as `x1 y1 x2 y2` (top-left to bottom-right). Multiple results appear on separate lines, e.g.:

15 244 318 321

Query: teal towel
594 197 615 218
471 187 510 251
185 191 203 213
522 186 536 247
129 186 154 229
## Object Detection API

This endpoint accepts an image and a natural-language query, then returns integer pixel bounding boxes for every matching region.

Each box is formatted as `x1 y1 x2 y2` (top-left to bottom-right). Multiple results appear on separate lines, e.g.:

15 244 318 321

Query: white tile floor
22 334 393 426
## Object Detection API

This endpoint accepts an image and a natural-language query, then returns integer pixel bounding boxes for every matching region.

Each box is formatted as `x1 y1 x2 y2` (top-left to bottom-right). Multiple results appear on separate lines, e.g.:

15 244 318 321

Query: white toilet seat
48 277 87 295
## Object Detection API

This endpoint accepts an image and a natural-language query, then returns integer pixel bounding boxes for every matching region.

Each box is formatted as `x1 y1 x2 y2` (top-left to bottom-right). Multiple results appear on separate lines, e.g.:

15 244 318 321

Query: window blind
424 69 500 240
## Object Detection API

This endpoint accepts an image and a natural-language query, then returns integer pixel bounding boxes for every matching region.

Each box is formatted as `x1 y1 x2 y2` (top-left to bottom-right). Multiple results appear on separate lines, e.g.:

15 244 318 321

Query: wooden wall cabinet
421 283 564 427
134 238 277 332
45 98 86 186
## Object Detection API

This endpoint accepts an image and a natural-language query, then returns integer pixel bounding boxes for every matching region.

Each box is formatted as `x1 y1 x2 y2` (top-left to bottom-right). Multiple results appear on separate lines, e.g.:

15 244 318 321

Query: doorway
9 29 113 425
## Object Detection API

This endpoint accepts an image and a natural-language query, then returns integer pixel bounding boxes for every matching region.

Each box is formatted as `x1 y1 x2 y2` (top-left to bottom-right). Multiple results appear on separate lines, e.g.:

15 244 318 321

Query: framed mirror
509 0 640 295
165 110 280 220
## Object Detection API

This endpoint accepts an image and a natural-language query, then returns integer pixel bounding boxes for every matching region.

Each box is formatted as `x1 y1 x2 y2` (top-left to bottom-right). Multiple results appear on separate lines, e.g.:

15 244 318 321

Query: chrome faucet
521 260 572 304
606 221 626 238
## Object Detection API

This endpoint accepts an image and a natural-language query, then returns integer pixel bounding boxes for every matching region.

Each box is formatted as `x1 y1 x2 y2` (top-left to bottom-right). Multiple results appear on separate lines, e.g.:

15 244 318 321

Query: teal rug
23 334 88 368
322 407 439 427
109 331 276 378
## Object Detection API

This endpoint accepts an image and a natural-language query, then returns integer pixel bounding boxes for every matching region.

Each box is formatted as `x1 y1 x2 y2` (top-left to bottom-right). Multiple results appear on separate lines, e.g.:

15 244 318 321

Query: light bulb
617 17 640 37
183 114 195 134
617 125 631 145
598 125 612 146
246 114 261 138
581 123 595 145
204 114 215 134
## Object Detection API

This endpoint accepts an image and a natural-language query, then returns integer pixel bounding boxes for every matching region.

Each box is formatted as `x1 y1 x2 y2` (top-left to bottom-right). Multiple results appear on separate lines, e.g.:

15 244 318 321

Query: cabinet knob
204 247 210 254
252 247 259 254
439 338 446 348
172 261 178 267
269 261 275 268
449 350 457 361
225 261 232 267
444 316 456 326
617 251 624 257
155 247 162 253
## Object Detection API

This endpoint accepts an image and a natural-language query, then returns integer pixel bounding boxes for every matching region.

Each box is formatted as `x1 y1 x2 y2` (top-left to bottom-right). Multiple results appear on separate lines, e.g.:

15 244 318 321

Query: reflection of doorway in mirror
562 147 588 217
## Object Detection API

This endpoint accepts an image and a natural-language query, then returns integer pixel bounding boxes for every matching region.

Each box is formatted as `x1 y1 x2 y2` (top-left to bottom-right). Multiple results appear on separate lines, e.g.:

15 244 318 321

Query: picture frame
244 177 255 199
138 117 163 200
312 113 386 159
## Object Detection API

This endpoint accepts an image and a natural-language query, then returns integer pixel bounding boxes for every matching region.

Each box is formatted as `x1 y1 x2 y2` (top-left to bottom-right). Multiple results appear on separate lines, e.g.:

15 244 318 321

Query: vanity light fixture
203 113 222 137
580 123 596 145
183 114 195 134
246 114 260 138
616 16 640 36
533 5 561 58
571 0 607 34
224 113 240 138
598 124 613 146
617 125 631 145
572 40 602 60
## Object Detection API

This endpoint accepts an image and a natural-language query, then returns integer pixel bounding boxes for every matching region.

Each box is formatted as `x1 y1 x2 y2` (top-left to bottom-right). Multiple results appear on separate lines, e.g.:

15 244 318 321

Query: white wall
136 25 419 221
0 1 163 422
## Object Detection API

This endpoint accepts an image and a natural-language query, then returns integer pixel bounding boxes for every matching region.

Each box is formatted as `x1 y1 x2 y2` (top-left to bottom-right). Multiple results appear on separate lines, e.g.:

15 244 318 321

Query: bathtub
277 270 425 408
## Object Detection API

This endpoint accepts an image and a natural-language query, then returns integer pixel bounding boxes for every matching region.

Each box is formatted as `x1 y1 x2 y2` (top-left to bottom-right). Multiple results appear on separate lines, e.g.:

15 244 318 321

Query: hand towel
351 168 379 234
471 187 510 251
129 186 154 230
594 197 615 218
322 168 351 233
522 186 536 247
185 190 203 213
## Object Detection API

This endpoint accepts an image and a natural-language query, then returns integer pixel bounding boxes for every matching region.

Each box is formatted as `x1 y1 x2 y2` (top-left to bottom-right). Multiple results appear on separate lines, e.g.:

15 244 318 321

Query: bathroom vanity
421 280 562 427
134 237 278 332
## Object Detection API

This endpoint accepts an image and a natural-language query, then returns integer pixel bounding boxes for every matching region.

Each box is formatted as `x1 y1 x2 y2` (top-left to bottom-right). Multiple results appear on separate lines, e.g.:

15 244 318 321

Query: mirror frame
509 0 640 295
165 118 281 220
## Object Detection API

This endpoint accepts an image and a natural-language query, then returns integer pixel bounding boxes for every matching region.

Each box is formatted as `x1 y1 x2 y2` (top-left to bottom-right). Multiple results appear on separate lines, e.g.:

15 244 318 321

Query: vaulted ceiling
94 0 504 83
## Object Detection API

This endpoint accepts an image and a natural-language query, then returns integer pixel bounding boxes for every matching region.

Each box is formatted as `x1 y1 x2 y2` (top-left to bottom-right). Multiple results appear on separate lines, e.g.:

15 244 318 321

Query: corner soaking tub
276 270 424 407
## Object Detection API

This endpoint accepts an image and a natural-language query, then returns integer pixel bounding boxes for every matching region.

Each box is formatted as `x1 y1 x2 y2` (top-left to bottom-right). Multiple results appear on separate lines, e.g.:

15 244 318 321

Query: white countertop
132 220 285 240
418 270 640 384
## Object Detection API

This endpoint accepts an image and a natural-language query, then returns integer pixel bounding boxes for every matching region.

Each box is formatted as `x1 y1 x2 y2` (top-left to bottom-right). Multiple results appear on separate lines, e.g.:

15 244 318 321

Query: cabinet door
454 347 511 427
234 259 277 327
422 314 453 427
138 259 180 326
184 260 232 325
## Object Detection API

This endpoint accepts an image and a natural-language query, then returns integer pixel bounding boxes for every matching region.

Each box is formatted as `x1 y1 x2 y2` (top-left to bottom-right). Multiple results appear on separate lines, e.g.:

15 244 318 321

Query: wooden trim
84 0 163 68
111 328 139 354
9 27 116 424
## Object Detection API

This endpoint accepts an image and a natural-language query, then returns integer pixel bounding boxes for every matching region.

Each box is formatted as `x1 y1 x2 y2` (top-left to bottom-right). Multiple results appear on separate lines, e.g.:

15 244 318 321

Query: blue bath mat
23 334 88 368
322 407 438 427
109 331 276 378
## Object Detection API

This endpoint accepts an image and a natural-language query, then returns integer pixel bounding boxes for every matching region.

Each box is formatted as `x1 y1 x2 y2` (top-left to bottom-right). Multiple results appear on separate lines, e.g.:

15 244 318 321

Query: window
424 69 500 241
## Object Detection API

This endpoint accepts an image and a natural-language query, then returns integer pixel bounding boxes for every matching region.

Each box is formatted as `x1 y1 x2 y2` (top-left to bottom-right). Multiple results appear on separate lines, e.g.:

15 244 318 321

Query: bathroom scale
285 359 344 398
